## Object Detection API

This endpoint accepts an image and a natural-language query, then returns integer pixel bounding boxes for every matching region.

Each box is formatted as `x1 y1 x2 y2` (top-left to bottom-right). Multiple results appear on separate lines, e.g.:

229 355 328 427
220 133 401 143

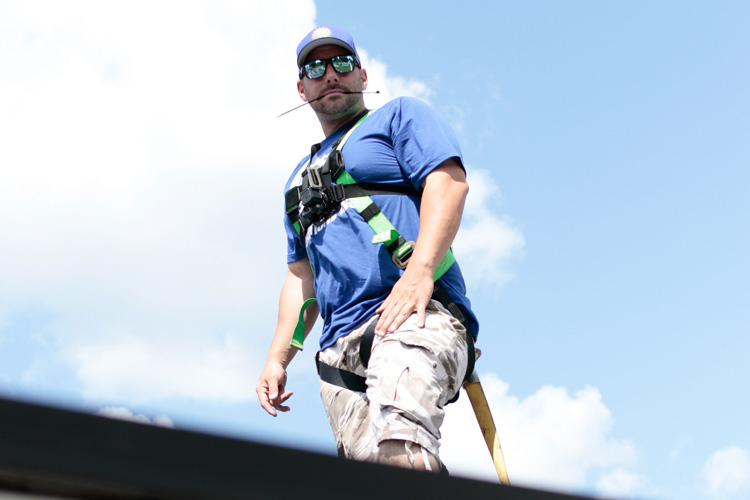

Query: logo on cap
311 27 332 40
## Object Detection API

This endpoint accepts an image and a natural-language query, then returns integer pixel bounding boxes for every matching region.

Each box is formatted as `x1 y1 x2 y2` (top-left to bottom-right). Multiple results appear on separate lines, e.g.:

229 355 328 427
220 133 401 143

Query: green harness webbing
289 109 456 350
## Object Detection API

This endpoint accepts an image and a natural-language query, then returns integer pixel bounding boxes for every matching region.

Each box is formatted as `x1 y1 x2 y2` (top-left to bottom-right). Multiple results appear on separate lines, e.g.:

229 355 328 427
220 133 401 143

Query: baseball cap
296 26 361 68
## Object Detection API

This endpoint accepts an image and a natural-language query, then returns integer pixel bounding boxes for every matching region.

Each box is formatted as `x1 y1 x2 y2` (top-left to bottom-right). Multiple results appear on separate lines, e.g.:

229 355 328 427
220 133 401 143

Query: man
256 26 479 473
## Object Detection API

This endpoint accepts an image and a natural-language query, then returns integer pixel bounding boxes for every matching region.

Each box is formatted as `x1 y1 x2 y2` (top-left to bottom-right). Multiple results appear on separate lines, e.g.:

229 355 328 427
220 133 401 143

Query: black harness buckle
391 240 415 269
306 164 324 188
324 183 346 204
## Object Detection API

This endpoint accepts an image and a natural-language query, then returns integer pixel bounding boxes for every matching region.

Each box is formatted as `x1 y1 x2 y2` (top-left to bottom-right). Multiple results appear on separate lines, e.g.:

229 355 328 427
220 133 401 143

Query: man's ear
297 79 308 102
360 68 368 91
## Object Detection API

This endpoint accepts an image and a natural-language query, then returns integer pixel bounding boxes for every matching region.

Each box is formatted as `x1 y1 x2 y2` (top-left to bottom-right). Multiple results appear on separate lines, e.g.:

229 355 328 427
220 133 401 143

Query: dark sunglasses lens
331 56 355 73
304 60 327 79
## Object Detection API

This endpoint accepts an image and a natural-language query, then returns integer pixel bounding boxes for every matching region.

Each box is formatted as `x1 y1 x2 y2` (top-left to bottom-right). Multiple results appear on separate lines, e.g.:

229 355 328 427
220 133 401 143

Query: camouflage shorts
317 300 469 462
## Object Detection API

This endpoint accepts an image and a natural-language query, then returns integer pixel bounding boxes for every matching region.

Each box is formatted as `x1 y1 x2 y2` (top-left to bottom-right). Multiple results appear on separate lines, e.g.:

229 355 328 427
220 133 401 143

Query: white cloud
98 406 174 427
0 1 521 406
702 446 750 498
77 332 262 403
595 467 646 499
358 49 432 106
454 169 525 288
441 374 638 496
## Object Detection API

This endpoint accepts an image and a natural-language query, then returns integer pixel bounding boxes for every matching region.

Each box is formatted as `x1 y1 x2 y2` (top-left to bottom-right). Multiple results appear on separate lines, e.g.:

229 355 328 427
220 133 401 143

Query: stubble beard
310 91 363 122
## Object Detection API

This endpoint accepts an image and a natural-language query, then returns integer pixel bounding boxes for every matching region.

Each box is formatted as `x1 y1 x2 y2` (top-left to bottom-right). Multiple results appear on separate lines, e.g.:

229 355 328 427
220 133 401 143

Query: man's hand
375 263 434 336
256 361 294 417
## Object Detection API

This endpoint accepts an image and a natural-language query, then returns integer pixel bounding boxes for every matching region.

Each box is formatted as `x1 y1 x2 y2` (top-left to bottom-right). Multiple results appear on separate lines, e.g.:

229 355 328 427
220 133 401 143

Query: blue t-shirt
284 97 479 350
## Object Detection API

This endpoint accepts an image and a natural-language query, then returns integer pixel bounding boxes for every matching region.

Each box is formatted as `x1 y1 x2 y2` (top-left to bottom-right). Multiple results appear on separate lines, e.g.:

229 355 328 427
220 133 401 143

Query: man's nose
323 62 339 82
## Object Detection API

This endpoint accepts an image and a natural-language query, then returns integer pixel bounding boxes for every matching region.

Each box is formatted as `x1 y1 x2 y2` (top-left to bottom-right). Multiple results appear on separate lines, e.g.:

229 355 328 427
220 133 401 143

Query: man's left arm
374 157 468 335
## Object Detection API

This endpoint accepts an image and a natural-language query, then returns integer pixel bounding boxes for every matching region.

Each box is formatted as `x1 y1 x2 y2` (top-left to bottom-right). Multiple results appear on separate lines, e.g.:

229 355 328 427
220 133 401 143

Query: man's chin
311 95 361 118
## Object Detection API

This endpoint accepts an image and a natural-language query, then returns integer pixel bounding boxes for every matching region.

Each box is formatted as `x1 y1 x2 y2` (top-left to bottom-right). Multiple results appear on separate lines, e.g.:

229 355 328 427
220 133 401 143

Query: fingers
258 386 278 417
257 380 278 417
273 390 294 413
258 384 294 417
374 277 433 335
416 300 427 328
375 301 416 336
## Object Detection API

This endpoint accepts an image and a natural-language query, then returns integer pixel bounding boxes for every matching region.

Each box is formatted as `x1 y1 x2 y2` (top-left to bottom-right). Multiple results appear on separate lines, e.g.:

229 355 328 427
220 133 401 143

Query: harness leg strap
316 352 368 393
358 317 378 368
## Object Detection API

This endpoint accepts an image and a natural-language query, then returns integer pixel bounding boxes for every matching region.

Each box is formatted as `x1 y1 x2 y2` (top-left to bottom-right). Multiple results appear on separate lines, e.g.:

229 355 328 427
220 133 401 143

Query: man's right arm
256 257 318 416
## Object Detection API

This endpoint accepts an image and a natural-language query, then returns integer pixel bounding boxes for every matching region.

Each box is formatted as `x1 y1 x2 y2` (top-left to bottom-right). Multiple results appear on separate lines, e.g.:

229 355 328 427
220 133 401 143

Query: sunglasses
300 55 358 79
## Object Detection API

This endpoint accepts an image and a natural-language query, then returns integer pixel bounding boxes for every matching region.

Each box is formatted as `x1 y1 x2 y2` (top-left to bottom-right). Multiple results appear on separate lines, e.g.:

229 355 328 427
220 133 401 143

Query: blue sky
1 1 748 499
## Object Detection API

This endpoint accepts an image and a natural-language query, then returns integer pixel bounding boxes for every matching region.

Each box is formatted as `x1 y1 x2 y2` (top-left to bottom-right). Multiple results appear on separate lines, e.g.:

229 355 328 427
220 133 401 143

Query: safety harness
285 109 475 397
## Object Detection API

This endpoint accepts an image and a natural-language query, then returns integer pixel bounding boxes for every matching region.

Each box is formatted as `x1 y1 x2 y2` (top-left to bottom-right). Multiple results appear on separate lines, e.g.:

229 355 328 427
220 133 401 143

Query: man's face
297 44 368 121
